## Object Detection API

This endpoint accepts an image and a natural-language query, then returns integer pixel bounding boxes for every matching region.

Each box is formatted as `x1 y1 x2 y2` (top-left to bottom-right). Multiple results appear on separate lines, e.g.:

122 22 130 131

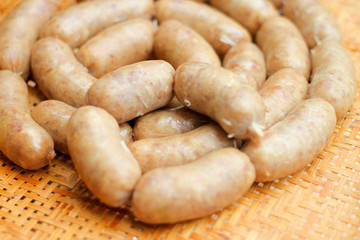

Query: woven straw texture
0 0 359 239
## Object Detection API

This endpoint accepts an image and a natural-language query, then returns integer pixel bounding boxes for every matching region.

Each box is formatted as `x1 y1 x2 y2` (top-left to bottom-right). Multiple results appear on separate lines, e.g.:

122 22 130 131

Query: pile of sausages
0 0 356 224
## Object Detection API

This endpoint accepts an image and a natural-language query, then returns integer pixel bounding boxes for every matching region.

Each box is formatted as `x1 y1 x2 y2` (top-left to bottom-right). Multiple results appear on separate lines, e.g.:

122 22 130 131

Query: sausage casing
0 70 55 170
76 19 154 78
31 38 97 107
67 106 141 207
132 148 255 224
243 98 336 182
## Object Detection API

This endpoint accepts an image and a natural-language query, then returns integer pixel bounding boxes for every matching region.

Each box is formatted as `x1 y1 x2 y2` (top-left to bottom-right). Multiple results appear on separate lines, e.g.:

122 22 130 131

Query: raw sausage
243 98 336 182
133 107 209 140
67 106 141 207
283 0 342 48
132 147 255 224
0 0 58 79
0 70 55 170
40 0 154 48
129 123 233 173
223 42 266 90
308 40 356 120
260 68 308 129
155 0 251 57
256 16 310 79
174 62 265 140
209 0 278 34
31 100 76 154
31 37 97 107
154 20 220 69
76 19 154 78
86 60 175 123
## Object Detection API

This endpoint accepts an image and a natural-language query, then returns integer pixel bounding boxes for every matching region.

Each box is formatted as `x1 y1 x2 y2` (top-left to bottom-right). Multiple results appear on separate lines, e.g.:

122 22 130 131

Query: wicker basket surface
0 0 359 239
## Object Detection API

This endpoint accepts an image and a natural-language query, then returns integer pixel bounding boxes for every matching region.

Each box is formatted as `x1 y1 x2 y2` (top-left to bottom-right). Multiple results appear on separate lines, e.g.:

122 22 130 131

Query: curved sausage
67 106 141 207
256 16 310 79
40 0 154 48
155 0 251 57
209 0 278 34
308 40 356 120
86 60 175 123
243 98 336 182
31 37 97 107
133 107 209 140
0 70 55 170
132 147 255 224
0 0 59 79
129 123 233 173
76 19 154 78
154 20 220 69
174 62 265 140
260 68 308 129
223 42 266 90
282 0 342 48
31 100 76 154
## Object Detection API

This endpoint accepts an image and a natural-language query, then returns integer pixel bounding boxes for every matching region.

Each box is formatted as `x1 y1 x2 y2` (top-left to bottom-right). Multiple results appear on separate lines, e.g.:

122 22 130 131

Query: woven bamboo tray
0 0 359 239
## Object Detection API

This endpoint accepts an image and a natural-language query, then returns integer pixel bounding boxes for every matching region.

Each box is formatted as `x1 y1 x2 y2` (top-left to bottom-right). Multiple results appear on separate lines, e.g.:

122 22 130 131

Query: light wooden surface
0 0 359 239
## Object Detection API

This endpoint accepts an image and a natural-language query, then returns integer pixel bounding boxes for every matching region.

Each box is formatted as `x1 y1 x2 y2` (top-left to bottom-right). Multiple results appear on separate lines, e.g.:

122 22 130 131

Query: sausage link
308 40 357 120
31 100 76 154
0 70 55 170
209 0 278 34
132 147 255 224
76 19 154 78
155 0 251 57
130 123 233 173
0 0 59 79
67 106 141 207
174 62 265 140
256 16 310 79
282 0 342 48
86 60 175 123
243 98 336 182
31 37 97 107
223 42 266 90
154 20 220 69
260 68 308 129
40 0 154 48
133 107 209 140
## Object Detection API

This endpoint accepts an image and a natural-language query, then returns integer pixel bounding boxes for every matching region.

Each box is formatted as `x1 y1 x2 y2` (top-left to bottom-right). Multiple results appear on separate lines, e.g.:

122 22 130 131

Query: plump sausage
31 100 134 154
76 19 154 78
31 37 97 107
154 20 220 69
67 106 141 207
223 42 266 90
155 0 251 57
86 60 175 123
256 16 310 79
209 0 278 35
132 147 255 224
31 100 76 154
308 40 356 120
282 0 342 48
133 107 209 140
260 68 308 129
243 98 336 182
0 70 55 170
40 0 154 48
174 62 265 140
130 123 233 173
0 0 59 79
